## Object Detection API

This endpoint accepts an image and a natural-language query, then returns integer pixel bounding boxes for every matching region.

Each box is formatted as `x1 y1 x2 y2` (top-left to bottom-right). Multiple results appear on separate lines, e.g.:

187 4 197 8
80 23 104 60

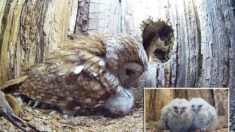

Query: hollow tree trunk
0 0 73 85
85 0 235 88
0 0 232 130
0 0 234 88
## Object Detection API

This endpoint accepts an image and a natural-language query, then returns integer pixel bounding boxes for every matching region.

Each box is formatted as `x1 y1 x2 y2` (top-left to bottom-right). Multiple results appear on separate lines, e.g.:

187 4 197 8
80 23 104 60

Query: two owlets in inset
160 98 218 132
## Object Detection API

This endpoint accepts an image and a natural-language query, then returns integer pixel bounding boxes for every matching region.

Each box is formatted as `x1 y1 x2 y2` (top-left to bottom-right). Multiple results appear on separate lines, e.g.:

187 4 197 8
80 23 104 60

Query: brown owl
1 34 148 116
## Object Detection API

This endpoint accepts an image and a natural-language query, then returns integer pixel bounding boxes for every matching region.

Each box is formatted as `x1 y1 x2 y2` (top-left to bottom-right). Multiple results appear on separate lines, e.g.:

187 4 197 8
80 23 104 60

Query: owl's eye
125 62 144 77
192 105 195 108
118 62 144 88
173 106 177 109
199 105 202 108
126 68 135 76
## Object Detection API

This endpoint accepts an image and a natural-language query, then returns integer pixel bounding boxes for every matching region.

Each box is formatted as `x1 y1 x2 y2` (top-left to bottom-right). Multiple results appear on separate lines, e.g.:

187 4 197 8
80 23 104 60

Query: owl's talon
123 89 131 97
27 100 33 106
32 101 40 108
116 86 130 97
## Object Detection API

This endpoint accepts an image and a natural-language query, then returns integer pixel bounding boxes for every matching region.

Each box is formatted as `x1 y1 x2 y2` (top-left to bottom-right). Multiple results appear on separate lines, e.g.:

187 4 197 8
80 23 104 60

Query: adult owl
1 34 148 116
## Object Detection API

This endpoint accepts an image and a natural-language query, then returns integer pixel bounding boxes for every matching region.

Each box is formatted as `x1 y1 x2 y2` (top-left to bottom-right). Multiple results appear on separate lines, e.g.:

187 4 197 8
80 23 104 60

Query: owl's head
170 98 189 116
103 35 148 88
189 98 208 113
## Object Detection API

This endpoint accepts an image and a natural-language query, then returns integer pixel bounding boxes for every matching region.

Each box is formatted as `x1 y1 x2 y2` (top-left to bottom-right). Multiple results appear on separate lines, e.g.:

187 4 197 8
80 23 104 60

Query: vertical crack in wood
192 0 203 87
0 0 13 58
75 0 90 34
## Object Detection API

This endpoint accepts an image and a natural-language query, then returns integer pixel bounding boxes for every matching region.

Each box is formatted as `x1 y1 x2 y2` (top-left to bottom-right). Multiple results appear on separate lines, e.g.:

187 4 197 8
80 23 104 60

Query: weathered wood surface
145 89 174 121
0 0 234 88
0 0 233 131
0 0 75 86
85 0 235 88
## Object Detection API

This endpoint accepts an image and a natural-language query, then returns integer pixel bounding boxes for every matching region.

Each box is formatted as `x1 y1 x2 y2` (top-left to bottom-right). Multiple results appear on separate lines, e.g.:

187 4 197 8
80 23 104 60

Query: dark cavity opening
154 49 168 62
141 19 174 62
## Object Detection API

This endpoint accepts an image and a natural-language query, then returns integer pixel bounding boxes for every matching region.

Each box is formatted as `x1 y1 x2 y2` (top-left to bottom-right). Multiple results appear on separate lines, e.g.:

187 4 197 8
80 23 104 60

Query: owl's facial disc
173 106 186 115
118 62 144 88
191 104 202 113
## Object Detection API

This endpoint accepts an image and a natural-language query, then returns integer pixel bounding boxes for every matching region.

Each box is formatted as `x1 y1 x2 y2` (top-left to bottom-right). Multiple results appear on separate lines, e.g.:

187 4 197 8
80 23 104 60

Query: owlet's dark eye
192 105 195 108
173 106 177 109
126 68 135 76
199 105 202 108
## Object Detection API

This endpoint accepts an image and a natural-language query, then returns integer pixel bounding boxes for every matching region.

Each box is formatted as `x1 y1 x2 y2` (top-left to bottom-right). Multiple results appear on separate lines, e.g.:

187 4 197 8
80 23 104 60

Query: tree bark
0 0 234 88
86 0 235 88
0 0 74 85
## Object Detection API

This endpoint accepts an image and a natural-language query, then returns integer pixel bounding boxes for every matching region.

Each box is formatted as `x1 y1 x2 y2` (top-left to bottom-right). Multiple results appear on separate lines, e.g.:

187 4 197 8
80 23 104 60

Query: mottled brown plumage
3 34 148 115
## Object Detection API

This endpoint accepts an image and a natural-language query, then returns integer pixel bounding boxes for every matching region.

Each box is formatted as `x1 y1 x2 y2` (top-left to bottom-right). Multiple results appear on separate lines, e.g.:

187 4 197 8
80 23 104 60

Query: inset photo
230 89 235 131
145 88 228 132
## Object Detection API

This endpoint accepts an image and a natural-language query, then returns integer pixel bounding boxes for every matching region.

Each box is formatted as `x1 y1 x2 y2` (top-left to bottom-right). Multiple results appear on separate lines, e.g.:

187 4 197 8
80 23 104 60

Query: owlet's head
189 98 208 113
170 98 189 116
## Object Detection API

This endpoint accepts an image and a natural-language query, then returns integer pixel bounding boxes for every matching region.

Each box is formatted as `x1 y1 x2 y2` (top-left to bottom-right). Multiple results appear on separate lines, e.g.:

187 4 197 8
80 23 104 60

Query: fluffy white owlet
1 34 148 116
104 89 134 117
160 98 192 132
189 98 218 131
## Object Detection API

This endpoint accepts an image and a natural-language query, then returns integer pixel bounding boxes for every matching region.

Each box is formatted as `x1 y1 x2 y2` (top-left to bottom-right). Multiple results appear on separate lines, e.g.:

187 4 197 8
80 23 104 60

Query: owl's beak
178 110 183 115
174 109 181 115
123 89 131 98
192 108 198 113
175 108 185 115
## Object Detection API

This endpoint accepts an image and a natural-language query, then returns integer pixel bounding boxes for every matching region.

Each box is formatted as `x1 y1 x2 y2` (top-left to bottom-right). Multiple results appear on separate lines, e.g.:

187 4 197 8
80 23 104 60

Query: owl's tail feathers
0 75 27 92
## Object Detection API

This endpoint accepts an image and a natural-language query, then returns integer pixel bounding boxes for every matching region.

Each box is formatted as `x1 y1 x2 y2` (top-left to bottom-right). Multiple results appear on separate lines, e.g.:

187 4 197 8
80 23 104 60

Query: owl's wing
159 106 170 130
48 39 120 95
0 75 27 92
16 36 124 111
